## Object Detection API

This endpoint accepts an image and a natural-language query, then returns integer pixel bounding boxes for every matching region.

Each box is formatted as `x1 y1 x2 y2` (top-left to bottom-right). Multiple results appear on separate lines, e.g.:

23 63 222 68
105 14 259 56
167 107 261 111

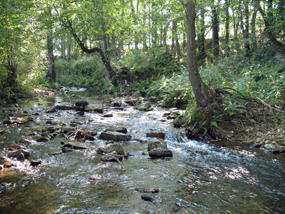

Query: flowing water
0 88 285 214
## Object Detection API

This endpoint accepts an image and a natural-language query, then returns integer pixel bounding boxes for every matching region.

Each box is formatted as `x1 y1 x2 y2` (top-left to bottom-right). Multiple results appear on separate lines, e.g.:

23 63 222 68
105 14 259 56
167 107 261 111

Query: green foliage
146 72 193 109
118 48 181 81
200 51 285 116
55 56 115 94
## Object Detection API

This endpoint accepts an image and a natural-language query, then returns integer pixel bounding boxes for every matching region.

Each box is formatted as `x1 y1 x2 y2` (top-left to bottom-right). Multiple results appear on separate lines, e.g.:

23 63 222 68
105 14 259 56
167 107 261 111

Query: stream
0 88 285 214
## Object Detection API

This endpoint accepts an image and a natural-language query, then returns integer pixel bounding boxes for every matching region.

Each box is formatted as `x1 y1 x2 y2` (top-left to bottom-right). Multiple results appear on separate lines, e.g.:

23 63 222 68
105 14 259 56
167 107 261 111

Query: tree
183 0 214 107
256 0 285 49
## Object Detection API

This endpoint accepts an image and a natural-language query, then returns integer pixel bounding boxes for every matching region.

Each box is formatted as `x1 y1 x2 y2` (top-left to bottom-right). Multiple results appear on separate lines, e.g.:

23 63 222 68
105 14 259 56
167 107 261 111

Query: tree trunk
212 5 219 57
61 38 66 59
251 8 257 50
198 8 206 61
185 0 213 107
164 24 169 52
224 0 230 55
47 29 56 82
64 20 115 79
171 21 175 52
244 1 250 55
5 56 18 87
257 1 285 49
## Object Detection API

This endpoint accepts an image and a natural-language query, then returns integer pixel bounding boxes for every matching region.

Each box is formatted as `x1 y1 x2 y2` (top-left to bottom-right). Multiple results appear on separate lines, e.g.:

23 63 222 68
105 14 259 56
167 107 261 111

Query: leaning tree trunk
185 0 213 107
257 1 285 50
64 20 115 79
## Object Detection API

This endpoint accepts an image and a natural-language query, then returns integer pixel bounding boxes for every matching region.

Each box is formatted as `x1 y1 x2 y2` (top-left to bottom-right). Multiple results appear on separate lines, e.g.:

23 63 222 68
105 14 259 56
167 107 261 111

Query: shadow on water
0 87 285 214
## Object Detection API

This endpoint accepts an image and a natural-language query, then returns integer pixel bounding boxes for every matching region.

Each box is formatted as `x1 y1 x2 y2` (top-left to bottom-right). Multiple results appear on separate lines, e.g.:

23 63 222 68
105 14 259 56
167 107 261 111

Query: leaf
210 121 218 128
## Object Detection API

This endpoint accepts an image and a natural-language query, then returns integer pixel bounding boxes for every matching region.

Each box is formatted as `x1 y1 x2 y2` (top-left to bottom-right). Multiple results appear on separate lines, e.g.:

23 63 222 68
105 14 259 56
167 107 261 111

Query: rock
147 140 167 152
249 143 262 149
8 149 30 159
135 188 159 193
77 111 84 116
146 132 165 139
0 156 7 165
136 103 153 111
101 153 124 162
30 160 42 167
149 148 173 158
105 127 128 134
75 101 89 109
34 136 50 142
103 113 113 118
147 140 173 159
61 127 76 134
47 105 73 113
99 131 131 141
61 147 73 153
75 130 96 141
111 99 122 107
85 105 104 113
3 161 13 168
16 153 25 162
124 99 139 106
84 134 95 141
3 120 12 125
141 194 154 202
97 143 125 155
8 145 22 151
62 143 87 150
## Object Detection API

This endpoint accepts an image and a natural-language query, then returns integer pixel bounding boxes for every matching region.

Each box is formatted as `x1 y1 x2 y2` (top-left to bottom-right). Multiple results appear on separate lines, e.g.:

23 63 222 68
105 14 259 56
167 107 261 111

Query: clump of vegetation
55 56 115 93
118 48 181 81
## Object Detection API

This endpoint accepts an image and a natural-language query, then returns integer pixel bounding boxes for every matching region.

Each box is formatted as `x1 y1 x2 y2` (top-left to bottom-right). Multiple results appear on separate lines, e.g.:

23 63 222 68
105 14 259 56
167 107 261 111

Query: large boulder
149 149 173 158
147 140 167 152
147 140 173 159
99 131 131 141
97 143 125 162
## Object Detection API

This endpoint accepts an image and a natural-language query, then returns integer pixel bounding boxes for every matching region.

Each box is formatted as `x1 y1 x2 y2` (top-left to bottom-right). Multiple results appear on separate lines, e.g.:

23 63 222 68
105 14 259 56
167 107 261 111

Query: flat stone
105 127 128 134
146 132 165 139
149 149 173 158
99 131 131 141
62 143 87 150
103 113 113 118
97 143 125 155
141 194 154 202
101 153 124 162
